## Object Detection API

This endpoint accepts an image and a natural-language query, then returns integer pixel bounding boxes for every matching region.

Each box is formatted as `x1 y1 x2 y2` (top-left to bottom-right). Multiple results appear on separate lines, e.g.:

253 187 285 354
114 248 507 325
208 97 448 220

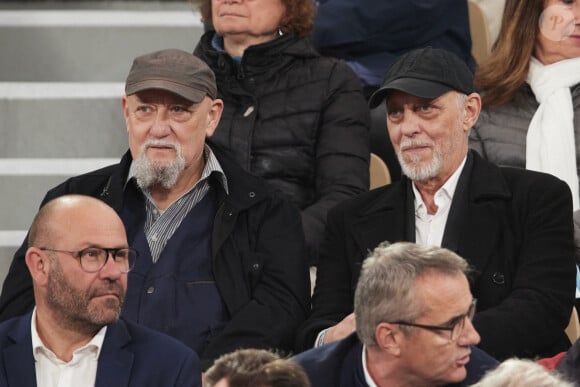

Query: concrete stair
0 9 201 81
0 1 204 285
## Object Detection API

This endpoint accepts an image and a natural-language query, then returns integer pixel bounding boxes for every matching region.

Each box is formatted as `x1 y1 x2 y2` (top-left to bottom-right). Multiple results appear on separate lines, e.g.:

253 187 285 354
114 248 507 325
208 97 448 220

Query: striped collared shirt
127 144 228 263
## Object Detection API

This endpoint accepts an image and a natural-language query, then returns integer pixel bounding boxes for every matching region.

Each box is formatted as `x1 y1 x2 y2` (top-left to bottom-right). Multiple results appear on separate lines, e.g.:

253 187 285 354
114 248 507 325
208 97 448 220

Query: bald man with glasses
293 242 497 387
0 195 200 387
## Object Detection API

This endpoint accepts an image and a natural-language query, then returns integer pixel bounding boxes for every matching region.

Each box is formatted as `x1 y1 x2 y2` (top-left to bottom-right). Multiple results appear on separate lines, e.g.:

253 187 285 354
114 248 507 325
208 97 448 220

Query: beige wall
472 0 506 44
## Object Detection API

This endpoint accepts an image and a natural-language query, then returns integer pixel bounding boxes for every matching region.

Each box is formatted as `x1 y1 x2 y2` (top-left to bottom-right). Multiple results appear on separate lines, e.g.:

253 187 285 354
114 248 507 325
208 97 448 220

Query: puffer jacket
469 83 580 186
194 31 370 264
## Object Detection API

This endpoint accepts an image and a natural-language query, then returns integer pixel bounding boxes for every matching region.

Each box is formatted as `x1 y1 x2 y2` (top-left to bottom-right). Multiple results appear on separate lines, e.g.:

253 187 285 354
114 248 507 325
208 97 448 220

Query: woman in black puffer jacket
192 0 370 265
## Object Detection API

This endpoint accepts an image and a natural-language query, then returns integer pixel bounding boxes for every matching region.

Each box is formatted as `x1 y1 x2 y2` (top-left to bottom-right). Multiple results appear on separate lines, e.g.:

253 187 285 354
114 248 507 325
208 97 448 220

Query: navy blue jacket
293 333 497 387
0 313 200 387
557 337 580 384
312 0 474 88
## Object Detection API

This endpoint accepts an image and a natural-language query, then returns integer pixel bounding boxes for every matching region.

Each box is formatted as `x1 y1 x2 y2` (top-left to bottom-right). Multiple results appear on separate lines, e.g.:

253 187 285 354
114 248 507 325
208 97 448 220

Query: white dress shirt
413 157 467 247
362 345 378 387
31 308 107 387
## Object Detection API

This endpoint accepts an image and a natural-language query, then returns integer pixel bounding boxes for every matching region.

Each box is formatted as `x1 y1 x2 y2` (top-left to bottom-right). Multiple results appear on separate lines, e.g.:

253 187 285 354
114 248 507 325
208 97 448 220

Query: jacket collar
356 150 511 217
108 146 271 214
449 150 512 271
350 150 512 270
466 150 512 201
2 314 135 387
194 31 318 78
350 180 413 255
94 319 134 387
98 151 132 213
3 313 37 387
208 143 272 211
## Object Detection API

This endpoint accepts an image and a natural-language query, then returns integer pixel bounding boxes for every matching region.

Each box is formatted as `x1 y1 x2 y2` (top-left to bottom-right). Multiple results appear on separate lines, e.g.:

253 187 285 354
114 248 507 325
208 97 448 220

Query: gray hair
456 92 468 109
354 242 469 347
455 92 473 136
472 358 573 387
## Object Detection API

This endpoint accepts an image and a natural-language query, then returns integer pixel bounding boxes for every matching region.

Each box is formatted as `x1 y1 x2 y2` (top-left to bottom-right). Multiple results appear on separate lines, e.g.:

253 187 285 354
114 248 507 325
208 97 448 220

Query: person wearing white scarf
526 56 580 211
467 0 580 316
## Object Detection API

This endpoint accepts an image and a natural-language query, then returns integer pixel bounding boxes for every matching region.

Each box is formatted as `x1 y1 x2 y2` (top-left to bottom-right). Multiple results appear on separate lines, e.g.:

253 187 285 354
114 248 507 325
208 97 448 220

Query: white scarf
526 56 580 210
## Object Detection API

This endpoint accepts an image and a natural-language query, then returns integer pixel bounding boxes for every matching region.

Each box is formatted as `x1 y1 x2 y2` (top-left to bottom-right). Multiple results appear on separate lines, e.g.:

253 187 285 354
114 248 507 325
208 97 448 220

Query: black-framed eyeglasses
391 299 477 342
40 247 138 273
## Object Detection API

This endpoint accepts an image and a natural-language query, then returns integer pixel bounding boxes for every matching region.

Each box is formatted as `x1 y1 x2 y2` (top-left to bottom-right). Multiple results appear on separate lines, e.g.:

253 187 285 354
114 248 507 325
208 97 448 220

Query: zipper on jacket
236 62 245 80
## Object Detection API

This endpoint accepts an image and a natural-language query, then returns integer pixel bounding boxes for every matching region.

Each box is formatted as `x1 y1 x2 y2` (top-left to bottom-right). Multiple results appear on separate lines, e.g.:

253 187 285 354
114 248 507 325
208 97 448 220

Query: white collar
362 345 379 387
412 156 467 215
31 307 107 363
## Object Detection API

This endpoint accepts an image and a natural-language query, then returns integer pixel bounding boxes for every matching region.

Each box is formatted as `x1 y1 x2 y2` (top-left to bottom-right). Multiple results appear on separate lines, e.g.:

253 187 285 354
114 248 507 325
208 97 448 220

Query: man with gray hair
294 242 497 387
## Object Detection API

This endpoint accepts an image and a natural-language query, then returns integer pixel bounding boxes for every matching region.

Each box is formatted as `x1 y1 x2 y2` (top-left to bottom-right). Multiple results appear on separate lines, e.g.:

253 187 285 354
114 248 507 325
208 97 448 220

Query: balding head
28 195 125 249
26 195 130 337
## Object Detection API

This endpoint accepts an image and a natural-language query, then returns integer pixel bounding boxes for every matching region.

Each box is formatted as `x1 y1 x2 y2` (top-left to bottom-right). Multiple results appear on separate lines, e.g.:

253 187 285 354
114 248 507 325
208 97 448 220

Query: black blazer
297 151 576 360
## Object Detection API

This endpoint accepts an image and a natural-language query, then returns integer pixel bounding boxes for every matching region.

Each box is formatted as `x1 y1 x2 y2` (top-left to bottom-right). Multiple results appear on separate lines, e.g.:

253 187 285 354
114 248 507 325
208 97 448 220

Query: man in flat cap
0 49 310 370
297 47 576 361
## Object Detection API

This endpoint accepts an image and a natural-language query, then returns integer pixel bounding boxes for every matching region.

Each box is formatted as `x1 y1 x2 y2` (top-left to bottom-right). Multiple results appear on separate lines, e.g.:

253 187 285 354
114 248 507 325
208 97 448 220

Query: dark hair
475 0 544 107
192 0 315 37
205 349 311 387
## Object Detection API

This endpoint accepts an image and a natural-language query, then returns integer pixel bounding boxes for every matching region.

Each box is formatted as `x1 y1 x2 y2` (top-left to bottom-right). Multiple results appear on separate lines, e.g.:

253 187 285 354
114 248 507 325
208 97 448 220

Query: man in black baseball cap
0 48 311 373
299 46 575 363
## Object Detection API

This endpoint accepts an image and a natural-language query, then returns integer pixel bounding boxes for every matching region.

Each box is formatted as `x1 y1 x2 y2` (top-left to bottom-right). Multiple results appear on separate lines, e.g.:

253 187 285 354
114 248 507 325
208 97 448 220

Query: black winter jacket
194 32 370 264
0 147 311 370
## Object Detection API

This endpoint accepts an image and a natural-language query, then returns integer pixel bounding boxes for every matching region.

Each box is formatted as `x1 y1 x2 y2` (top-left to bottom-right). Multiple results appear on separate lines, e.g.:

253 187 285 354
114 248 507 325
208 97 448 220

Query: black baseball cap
368 47 475 108
125 49 217 103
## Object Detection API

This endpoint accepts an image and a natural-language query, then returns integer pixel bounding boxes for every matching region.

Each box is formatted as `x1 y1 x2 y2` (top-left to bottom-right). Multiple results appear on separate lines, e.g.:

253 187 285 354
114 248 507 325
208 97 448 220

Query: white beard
133 140 185 190
397 139 442 182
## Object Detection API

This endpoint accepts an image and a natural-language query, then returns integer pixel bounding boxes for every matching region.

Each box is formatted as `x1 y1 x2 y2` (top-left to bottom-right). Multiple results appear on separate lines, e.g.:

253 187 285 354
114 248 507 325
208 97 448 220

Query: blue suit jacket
0 313 201 387
293 333 498 387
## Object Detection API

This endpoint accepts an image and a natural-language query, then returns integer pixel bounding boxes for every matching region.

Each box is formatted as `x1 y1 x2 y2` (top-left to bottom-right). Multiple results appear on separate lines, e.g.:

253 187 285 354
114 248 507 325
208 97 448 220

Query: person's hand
325 313 356 344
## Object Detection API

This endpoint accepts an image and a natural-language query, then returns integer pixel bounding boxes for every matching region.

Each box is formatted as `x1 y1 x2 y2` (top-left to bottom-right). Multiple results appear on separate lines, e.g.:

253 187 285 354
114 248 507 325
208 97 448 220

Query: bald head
28 195 125 248
26 195 130 337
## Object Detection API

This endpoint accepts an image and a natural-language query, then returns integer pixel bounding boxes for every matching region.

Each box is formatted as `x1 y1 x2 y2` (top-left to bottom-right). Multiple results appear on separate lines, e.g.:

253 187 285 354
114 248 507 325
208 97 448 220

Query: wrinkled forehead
49 206 127 244
129 89 196 106
385 90 447 107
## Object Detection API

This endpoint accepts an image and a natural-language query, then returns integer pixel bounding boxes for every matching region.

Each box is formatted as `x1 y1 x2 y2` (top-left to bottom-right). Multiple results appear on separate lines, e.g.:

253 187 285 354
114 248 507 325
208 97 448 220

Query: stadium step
0 1 204 284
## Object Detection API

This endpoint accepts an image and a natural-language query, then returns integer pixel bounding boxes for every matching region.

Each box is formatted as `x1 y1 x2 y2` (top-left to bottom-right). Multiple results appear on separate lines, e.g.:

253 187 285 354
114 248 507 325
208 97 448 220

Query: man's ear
25 247 50 287
462 92 482 132
376 322 402 356
205 98 224 138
